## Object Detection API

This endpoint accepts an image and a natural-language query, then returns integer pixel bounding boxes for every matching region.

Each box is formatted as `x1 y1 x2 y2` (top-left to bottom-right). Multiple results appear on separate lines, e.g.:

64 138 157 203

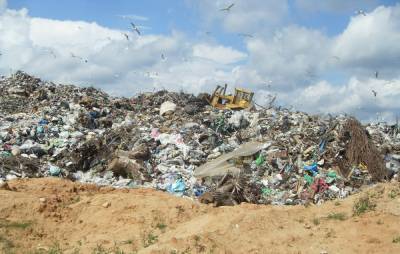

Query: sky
0 0 400 123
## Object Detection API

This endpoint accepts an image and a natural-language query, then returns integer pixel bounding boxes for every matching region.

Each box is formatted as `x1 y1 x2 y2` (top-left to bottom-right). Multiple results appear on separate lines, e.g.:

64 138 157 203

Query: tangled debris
1 71 400 206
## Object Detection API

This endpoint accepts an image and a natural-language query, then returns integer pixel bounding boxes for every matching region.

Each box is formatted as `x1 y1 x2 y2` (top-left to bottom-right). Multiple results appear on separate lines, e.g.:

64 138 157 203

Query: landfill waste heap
1 71 400 206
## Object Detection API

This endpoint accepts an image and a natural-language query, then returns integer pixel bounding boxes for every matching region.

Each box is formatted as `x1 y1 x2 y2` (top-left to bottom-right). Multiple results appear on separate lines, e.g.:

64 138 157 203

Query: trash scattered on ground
1 71 399 206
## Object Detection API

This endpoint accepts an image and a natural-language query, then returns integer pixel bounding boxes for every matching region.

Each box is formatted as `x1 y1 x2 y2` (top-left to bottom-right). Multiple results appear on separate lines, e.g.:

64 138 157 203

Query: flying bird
331 56 341 61
161 54 166 61
372 90 377 97
238 33 254 38
130 22 141 35
220 3 234 12
42 49 56 58
265 80 273 89
70 53 88 63
355 10 367 16
375 71 379 79
48 50 56 58
122 33 129 41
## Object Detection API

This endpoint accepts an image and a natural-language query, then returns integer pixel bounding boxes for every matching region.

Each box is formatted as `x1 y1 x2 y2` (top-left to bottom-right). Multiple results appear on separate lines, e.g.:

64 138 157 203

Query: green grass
312 218 320 225
121 239 133 245
327 212 347 221
388 190 399 199
47 243 63 254
91 243 135 254
142 231 158 248
0 220 32 229
353 196 376 216
92 244 108 254
156 223 167 231
0 234 15 252
193 235 206 252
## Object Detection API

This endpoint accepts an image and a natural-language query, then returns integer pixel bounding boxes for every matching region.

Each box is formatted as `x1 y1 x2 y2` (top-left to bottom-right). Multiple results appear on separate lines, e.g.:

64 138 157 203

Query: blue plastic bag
304 163 318 176
167 179 186 195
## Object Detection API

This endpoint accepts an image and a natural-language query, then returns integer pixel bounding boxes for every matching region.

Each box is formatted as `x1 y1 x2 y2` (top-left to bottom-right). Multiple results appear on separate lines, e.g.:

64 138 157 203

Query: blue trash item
319 139 326 153
193 186 206 197
304 163 318 176
89 111 100 119
38 119 49 125
167 179 186 195
49 165 61 176
284 164 293 173
36 126 45 133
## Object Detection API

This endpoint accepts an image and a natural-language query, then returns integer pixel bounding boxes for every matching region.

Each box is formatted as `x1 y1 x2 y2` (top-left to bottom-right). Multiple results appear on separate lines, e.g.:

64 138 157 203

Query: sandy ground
0 178 399 254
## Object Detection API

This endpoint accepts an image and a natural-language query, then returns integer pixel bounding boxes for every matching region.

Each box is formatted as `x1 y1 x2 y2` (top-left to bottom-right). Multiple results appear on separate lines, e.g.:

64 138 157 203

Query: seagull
355 10 367 16
220 3 234 12
130 22 141 35
205 31 212 35
123 33 129 41
238 33 253 38
265 81 272 89
48 50 56 58
70 53 88 63
372 90 377 97
375 71 379 79
42 49 56 58
331 56 341 61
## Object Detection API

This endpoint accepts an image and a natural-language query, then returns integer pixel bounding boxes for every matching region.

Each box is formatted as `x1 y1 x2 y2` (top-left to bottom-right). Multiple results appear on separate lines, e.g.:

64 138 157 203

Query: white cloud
190 0 289 34
0 6 246 97
292 78 400 122
245 26 331 90
117 14 149 21
332 5 400 76
192 43 247 64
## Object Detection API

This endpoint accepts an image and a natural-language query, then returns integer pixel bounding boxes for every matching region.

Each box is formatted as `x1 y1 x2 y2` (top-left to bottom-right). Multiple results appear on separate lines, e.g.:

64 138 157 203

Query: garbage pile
1 71 399 206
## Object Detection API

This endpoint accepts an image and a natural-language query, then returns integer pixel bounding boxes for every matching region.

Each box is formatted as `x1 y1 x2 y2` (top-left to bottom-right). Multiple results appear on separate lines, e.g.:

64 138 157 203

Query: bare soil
1 178 400 254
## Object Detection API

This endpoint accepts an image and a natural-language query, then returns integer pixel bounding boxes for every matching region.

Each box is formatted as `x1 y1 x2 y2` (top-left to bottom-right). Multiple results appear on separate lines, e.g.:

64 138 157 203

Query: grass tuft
327 212 347 221
353 196 376 216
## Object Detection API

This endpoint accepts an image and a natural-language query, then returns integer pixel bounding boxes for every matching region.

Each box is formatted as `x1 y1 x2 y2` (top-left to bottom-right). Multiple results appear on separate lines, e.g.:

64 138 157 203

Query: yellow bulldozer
207 84 254 110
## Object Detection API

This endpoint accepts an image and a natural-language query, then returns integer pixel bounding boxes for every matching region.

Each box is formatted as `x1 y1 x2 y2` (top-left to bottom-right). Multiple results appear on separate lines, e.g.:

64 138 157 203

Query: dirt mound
0 178 399 253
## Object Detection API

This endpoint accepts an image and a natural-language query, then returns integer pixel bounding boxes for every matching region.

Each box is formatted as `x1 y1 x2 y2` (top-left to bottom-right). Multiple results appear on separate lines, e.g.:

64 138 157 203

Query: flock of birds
0 3 392 100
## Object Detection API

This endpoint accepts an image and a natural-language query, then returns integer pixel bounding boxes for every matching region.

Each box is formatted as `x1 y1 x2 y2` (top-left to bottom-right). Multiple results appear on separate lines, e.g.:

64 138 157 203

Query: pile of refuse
1 71 400 206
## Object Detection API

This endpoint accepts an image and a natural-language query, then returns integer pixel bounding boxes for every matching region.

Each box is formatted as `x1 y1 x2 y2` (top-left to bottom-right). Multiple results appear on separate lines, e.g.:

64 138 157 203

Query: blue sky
1 0 400 122
7 0 398 45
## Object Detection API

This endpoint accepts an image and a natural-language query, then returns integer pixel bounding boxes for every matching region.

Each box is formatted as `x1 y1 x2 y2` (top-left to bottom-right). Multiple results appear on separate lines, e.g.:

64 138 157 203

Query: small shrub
312 218 320 225
0 220 32 229
142 232 158 247
156 223 167 231
353 196 376 216
327 212 347 221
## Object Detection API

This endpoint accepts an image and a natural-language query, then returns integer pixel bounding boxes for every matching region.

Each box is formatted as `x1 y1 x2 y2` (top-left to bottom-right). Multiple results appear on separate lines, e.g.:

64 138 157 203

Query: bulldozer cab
233 88 254 105
208 84 254 110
